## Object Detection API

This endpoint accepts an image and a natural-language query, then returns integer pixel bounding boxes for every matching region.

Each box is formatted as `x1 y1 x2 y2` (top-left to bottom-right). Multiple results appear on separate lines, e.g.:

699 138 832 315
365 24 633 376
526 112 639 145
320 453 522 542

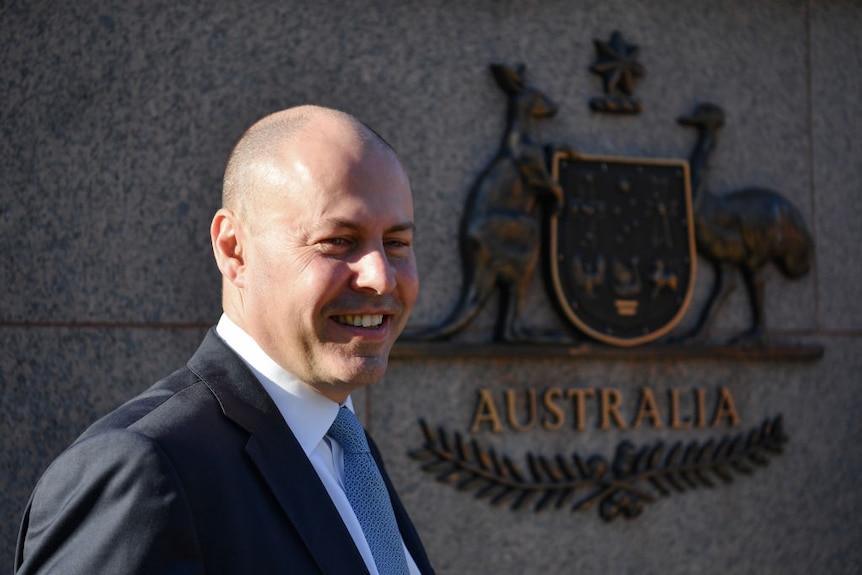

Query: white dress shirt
216 315 420 575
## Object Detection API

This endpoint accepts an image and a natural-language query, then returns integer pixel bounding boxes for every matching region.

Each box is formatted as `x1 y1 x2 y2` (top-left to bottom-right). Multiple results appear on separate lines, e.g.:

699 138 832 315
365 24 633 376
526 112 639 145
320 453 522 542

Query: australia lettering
470 386 741 433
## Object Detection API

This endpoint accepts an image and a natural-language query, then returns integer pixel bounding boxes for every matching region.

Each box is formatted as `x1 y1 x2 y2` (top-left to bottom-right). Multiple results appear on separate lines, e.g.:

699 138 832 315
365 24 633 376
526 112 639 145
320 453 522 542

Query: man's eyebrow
386 222 416 234
315 219 415 234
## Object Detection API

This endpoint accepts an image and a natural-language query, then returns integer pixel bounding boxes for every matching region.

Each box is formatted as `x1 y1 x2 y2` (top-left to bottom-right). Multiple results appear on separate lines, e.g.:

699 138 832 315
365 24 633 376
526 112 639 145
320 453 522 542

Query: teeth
337 314 384 328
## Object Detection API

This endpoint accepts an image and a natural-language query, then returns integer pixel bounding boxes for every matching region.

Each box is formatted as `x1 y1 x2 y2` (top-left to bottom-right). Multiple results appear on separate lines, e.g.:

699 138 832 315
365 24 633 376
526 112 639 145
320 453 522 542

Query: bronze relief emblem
548 152 696 346
402 40 821 521
401 54 816 351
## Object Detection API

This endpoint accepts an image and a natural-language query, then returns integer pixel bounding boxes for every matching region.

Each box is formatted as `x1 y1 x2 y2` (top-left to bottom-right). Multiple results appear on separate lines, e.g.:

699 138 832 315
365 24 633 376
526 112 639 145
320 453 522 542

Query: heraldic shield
549 151 696 346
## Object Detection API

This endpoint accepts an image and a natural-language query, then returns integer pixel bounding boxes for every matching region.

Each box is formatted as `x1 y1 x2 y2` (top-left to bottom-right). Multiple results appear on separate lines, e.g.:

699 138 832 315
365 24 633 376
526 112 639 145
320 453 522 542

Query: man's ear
211 208 246 287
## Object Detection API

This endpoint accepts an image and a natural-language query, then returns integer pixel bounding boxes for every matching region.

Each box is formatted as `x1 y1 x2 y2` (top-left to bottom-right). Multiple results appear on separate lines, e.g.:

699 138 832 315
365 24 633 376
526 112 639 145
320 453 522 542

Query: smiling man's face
223 114 418 402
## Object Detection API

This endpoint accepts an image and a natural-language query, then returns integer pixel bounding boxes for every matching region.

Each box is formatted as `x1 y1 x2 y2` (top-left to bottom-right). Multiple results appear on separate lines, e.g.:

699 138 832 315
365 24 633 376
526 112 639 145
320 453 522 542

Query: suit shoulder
18 429 203 573
80 365 217 438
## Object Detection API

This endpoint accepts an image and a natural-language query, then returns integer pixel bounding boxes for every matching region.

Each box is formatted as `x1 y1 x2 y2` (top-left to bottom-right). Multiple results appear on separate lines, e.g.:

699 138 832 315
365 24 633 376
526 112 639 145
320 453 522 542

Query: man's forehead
281 123 392 169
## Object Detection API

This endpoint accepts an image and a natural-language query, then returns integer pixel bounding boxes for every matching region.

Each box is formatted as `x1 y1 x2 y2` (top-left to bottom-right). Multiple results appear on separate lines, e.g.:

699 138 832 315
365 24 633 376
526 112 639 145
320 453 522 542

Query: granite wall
2 0 860 572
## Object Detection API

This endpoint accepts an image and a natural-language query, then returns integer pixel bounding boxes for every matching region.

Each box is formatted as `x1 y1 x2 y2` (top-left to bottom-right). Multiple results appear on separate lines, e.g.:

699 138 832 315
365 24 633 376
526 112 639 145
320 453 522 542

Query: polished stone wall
2 0 860 572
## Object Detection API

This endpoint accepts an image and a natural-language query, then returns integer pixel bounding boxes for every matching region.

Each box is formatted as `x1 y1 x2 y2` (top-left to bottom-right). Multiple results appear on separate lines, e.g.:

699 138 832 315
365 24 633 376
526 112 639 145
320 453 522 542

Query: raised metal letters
469 386 740 434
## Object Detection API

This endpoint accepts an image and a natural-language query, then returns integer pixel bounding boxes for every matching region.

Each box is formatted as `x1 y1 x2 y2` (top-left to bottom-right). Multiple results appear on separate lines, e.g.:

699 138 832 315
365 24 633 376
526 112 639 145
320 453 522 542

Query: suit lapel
244 418 371 575
187 330 371 575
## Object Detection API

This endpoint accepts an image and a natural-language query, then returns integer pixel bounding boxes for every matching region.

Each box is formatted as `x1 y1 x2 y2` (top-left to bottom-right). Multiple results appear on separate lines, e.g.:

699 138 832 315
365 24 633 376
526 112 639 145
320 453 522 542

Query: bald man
15 106 434 574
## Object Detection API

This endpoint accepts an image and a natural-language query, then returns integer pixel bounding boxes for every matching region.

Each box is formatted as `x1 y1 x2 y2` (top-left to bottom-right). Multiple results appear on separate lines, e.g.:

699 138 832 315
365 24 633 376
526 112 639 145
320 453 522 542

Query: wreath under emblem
409 416 787 521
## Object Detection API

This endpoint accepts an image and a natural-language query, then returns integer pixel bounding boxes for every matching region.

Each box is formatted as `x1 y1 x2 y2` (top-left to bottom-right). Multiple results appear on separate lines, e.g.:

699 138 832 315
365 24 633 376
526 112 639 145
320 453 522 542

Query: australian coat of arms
406 41 814 520
405 57 813 348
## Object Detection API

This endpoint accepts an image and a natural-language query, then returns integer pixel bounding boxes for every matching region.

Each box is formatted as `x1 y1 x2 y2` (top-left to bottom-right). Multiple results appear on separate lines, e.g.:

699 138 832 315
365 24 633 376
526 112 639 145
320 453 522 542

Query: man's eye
385 239 413 254
319 238 353 252
388 233 414 246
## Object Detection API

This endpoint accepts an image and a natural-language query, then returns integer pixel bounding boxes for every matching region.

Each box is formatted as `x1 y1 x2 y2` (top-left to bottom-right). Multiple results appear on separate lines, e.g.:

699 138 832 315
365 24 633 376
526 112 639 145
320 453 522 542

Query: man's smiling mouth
335 314 385 328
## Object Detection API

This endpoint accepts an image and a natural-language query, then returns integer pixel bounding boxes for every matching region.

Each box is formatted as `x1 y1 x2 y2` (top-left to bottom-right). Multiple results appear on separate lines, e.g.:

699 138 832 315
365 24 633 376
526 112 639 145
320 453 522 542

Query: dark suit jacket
15 330 434 574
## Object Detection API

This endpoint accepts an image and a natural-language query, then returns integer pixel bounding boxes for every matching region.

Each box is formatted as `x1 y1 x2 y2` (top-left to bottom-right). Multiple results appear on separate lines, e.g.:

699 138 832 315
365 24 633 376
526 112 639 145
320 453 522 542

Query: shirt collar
215 314 350 456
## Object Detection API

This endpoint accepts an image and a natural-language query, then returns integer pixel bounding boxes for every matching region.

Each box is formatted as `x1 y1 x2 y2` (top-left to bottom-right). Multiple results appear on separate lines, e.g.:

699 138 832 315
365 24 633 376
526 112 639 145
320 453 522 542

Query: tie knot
328 407 371 454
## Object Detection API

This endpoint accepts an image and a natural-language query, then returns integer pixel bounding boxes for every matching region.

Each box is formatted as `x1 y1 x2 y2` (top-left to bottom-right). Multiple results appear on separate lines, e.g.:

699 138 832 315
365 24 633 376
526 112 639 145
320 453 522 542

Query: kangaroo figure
409 63 563 341
676 103 814 343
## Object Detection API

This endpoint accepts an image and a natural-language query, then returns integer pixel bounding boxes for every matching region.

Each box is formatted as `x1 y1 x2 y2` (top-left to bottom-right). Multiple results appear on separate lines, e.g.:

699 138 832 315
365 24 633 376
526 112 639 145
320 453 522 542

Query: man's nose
352 247 397 294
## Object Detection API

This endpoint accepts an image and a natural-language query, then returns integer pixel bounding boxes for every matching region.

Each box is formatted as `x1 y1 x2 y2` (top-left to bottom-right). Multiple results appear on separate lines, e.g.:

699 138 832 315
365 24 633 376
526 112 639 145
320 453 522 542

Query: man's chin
322 353 391 389
344 356 390 386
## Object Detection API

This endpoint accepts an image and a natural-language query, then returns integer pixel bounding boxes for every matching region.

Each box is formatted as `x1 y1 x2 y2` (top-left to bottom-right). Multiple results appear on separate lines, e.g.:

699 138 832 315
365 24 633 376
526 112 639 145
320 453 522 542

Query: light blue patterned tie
328 407 410 575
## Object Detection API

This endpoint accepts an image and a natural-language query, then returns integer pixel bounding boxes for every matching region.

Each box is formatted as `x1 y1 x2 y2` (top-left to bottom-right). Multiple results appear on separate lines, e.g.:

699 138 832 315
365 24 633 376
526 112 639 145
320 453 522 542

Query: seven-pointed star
590 31 645 96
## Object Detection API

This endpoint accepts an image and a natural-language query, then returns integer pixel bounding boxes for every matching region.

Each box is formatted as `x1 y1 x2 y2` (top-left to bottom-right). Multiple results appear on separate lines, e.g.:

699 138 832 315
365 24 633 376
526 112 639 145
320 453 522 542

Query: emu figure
677 103 814 344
